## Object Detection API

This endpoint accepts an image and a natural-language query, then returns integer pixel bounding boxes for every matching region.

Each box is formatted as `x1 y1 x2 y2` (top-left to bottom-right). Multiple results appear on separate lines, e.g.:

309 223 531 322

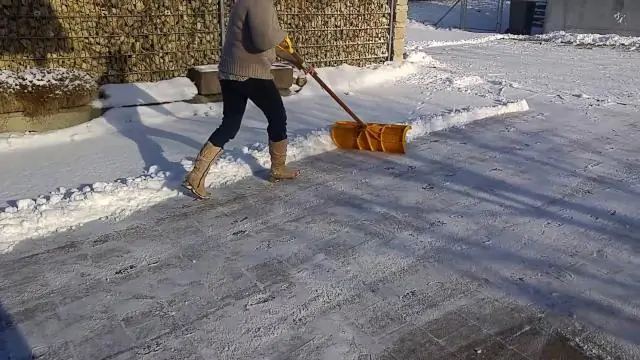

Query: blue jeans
208 78 287 148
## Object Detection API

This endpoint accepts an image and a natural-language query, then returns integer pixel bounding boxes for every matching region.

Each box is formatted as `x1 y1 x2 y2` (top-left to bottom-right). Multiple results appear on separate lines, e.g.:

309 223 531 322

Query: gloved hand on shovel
276 36 315 75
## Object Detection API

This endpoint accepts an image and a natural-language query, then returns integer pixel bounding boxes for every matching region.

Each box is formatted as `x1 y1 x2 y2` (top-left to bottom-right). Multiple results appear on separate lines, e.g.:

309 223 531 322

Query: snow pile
399 54 489 93
298 59 426 96
0 102 221 153
18 67 94 89
0 70 19 91
0 68 95 91
406 18 640 51
0 168 179 252
404 51 447 68
92 77 199 108
0 67 97 115
531 31 640 49
405 20 512 50
405 99 530 141
293 52 448 98
0 99 529 252
449 75 486 89
0 59 427 152
90 59 422 109
407 33 511 50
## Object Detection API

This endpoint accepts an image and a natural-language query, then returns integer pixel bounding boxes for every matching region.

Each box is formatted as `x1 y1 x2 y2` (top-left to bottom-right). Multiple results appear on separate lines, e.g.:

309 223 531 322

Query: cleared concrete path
1 98 639 359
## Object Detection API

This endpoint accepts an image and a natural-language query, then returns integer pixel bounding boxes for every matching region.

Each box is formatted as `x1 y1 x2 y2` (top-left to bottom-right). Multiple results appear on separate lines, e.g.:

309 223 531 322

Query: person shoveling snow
182 0 312 200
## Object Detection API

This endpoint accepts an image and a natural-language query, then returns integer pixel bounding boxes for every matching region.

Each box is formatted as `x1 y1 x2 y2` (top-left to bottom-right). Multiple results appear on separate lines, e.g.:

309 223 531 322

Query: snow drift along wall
0 0 407 84
545 0 640 36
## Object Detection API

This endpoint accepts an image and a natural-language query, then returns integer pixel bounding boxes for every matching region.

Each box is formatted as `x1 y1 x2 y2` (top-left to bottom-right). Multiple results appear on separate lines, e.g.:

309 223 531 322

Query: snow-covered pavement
2 102 638 359
416 34 640 108
1 2 640 357
4 19 640 251
0 51 530 250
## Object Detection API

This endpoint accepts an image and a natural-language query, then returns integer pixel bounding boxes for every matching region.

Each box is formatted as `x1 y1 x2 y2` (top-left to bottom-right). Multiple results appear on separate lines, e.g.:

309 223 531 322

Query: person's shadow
99 51 268 193
99 52 203 189
5 1 268 197
1 301 32 359
4 0 71 66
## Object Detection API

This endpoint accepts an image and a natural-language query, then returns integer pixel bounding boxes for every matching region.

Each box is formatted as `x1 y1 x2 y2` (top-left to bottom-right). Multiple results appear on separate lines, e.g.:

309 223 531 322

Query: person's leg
208 80 249 147
246 78 299 182
183 80 248 199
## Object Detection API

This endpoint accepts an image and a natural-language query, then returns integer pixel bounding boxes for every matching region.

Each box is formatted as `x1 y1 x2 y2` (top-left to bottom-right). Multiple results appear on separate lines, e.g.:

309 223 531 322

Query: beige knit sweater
218 0 286 80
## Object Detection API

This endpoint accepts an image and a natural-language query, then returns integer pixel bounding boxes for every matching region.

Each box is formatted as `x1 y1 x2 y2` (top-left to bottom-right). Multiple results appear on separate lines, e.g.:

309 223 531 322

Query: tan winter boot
182 141 222 199
268 139 299 182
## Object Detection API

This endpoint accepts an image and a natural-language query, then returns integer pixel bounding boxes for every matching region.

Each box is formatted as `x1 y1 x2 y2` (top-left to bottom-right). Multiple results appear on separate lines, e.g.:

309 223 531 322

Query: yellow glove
278 36 295 54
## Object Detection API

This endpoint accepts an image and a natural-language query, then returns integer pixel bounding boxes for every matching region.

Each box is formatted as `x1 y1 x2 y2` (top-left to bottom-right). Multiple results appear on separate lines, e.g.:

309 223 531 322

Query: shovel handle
291 52 367 127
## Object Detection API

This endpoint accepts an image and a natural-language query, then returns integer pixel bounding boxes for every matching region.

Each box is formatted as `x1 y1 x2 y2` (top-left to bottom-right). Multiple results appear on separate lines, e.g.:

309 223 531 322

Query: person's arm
275 46 299 66
275 37 315 74
246 1 286 52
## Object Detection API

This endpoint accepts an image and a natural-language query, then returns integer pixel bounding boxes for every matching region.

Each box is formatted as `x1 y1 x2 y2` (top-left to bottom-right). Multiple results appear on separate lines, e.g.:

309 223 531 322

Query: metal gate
426 0 509 33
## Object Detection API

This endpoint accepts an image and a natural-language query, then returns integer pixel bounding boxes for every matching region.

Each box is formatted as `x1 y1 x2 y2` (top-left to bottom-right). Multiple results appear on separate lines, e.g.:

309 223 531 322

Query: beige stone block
187 66 221 96
0 105 101 133
271 63 294 89
394 25 407 41
395 4 409 24
187 63 294 96
392 40 405 62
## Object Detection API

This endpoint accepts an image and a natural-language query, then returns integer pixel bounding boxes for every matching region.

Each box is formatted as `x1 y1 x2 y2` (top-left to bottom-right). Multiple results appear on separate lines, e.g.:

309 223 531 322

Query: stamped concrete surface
1 99 639 359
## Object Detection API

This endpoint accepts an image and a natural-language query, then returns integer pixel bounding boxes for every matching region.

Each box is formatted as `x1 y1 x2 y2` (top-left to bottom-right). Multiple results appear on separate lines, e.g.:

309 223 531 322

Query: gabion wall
0 0 393 84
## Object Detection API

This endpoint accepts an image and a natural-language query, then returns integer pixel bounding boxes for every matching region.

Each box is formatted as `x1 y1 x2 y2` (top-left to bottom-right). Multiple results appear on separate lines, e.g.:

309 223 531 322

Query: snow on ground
423 37 640 108
0 2 639 358
406 20 512 50
0 96 529 251
407 0 640 51
293 60 425 97
91 77 198 108
533 31 640 49
0 59 424 154
406 18 640 52
0 68 95 91
2 0 640 252
0 48 530 252
4 104 638 358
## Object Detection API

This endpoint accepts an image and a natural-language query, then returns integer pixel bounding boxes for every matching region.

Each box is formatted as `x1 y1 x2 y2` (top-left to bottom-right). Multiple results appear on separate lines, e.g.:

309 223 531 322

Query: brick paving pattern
2 109 638 359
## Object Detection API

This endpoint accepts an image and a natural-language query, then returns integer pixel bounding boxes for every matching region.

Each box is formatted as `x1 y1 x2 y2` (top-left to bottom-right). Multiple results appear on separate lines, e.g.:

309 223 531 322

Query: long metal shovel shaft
291 52 367 127
308 72 367 127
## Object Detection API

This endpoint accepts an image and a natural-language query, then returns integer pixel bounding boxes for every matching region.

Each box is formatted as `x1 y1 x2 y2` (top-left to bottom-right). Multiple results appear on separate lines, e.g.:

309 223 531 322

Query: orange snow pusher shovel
281 40 411 154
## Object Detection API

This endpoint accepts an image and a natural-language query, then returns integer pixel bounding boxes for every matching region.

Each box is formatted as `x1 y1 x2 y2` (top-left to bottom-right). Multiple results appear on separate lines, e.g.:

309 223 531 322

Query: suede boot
182 141 222 199
268 139 299 182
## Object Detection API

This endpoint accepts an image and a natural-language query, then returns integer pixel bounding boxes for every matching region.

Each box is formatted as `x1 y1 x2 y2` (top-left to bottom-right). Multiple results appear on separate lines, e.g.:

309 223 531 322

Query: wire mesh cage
0 0 396 84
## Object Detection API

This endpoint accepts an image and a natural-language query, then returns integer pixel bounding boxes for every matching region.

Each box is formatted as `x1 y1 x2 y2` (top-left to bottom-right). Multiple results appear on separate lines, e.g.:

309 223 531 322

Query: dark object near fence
507 0 547 35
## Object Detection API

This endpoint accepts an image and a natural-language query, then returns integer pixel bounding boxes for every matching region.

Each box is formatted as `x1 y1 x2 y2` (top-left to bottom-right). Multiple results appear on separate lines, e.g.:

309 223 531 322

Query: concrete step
187 63 294 96
0 105 102 133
